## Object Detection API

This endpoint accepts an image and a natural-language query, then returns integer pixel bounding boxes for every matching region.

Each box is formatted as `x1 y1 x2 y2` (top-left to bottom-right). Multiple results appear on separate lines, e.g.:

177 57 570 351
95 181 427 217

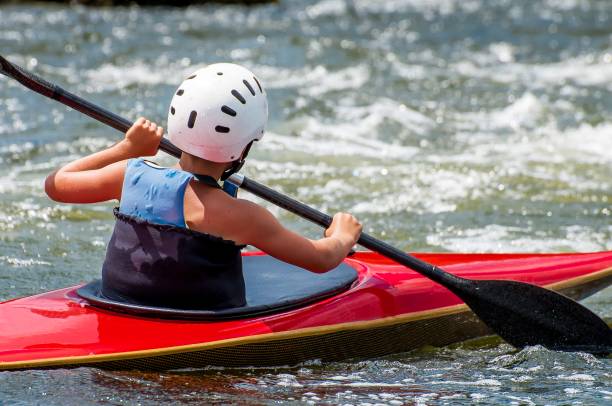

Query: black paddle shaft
2 55 610 353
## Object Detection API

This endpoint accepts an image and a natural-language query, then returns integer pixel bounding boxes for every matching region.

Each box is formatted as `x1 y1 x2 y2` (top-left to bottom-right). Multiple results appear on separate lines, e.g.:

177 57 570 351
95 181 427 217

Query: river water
0 0 611 404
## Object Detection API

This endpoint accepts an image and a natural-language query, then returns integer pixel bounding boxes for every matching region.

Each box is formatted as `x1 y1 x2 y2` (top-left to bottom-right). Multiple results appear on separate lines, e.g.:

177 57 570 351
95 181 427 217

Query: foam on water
0 256 51 268
446 100 612 192
352 0 482 15
335 99 435 135
427 224 612 252
262 130 419 161
257 64 371 97
85 62 174 90
302 65 370 97
453 54 612 90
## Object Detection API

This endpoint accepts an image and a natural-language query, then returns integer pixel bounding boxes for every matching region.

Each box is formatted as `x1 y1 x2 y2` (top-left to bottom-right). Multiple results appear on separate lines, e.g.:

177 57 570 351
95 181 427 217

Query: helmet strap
220 141 254 181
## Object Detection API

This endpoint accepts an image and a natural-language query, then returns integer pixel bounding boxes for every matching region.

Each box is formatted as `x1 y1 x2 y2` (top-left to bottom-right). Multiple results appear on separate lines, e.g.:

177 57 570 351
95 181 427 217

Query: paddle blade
457 279 611 354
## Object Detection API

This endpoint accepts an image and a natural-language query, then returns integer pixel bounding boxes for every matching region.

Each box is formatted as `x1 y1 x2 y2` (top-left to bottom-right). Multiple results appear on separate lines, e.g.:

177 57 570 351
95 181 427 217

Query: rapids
0 0 610 404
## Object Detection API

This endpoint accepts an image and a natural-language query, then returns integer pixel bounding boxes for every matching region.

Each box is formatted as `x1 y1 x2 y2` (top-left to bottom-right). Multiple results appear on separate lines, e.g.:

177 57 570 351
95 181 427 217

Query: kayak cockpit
76 255 358 320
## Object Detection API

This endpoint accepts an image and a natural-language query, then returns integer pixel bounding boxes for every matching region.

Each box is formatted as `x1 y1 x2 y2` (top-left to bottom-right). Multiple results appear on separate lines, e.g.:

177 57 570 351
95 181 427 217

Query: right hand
325 212 362 246
120 117 163 157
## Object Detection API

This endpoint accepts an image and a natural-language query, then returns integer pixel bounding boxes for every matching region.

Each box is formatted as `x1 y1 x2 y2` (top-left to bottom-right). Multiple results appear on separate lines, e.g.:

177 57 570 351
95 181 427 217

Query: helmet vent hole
253 76 263 93
217 72 223 76
187 111 197 128
215 125 230 133
243 80 256 96
231 90 246 104
187 74 196 80
170 106 175 115
176 89 184 96
221 105 237 117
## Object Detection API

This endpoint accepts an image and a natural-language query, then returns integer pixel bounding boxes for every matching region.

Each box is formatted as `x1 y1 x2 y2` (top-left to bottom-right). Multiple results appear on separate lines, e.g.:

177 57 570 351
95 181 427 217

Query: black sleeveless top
101 175 245 310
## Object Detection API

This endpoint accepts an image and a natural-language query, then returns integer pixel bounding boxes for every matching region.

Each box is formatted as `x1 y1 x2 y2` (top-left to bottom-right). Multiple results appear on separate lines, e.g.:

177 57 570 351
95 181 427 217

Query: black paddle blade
455 279 611 354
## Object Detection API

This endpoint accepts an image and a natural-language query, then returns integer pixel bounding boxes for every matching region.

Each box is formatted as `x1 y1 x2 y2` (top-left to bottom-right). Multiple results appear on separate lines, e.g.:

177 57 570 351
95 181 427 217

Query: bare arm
233 201 362 273
45 117 163 203
45 148 129 203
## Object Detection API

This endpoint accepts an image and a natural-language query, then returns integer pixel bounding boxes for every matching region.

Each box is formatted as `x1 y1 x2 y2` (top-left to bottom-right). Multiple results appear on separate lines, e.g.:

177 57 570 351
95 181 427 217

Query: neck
177 153 228 180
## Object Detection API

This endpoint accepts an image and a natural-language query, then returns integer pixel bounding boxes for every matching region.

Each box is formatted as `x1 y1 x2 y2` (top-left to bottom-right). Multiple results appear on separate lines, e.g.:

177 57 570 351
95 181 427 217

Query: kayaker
44 63 362 309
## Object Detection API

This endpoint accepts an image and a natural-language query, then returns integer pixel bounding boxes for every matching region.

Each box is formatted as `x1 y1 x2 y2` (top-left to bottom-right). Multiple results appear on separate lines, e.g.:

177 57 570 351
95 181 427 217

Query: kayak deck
75 255 358 320
1 251 611 371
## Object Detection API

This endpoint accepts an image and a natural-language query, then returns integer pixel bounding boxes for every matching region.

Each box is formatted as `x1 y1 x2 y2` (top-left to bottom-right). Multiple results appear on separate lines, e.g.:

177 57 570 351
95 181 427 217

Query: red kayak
1 251 611 371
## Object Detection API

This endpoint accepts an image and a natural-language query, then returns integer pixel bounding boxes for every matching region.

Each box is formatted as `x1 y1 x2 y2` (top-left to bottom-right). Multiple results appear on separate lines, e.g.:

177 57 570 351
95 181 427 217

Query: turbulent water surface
0 0 611 404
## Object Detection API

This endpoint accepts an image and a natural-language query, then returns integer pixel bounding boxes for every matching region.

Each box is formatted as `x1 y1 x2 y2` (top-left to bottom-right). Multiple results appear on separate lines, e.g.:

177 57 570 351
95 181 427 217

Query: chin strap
220 160 245 181
220 141 254 181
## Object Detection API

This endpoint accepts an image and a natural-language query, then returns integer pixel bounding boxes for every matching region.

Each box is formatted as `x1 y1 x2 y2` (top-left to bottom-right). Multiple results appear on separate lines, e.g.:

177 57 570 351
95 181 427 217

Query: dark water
0 0 611 404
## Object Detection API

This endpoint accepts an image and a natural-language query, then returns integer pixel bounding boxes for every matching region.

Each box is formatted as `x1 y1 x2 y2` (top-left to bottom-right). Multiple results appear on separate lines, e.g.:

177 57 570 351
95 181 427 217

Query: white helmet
167 63 268 163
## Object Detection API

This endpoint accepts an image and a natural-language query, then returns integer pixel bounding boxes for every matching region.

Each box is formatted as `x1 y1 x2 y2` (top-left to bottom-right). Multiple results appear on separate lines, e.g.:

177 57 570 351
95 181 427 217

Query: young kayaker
45 63 362 309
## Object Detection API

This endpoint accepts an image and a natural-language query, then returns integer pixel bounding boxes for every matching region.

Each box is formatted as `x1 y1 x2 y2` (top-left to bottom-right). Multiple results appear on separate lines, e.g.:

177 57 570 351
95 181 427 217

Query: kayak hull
1 251 611 371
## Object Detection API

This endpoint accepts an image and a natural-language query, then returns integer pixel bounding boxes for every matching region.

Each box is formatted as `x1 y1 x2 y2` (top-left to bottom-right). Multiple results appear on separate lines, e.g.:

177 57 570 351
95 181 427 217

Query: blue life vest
119 159 194 227
101 158 245 310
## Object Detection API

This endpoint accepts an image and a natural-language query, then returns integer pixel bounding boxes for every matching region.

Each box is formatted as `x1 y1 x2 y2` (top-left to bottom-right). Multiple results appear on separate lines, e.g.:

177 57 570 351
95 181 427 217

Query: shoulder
208 193 269 223
232 197 271 218
220 198 282 246
229 198 282 238
184 185 277 244
184 183 257 222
